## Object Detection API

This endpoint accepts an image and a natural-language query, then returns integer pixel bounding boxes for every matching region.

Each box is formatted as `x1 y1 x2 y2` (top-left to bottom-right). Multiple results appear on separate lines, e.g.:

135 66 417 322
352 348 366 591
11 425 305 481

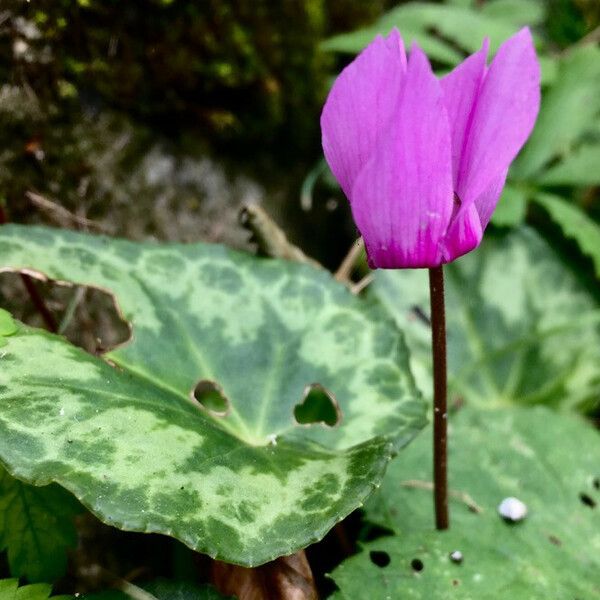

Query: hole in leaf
369 551 390 568
191 380 229 416
579 492 596 508
294 383 341 427
411 558 424 572
0 273 131 354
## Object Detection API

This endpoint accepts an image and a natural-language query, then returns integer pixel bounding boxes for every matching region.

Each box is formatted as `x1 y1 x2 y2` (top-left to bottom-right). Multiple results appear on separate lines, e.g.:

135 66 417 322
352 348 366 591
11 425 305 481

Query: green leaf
0 225 425 566
489 184 528 227
79 594 123 600
0 579 70 600
537 54 558 86
332 407 600 600
83 580 230 600
539 143 600 186
321 2 541 66
533 192 600 277
515 45 600 178
0 309 17 337
0 467 80 582
330 406 600 598
144 580 231 600
479 0 545 26
370 227 600 412
0 308 18 348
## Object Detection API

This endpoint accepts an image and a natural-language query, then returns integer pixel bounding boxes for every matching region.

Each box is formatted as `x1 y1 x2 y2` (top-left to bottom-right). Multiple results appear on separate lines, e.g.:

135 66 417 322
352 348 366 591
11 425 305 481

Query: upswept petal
350 44 453 269
442 170 507 260
321 29 407 198
455 28 540 207
441 39 489 185
441 203 482 263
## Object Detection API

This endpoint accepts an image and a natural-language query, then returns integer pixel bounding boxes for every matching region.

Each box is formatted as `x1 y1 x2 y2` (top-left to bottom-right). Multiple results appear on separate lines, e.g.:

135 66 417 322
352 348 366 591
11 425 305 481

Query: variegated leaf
0 225 425 566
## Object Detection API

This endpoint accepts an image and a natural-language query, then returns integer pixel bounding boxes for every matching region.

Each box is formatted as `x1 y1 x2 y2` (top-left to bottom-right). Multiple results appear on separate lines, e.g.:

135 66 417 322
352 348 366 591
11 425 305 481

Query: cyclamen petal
320 27 540 269
454 28 540 209
321 30 407 199
473 170 508 230
442 170 508 257
351 44 453 268
441 39 489 184
441 203 482 263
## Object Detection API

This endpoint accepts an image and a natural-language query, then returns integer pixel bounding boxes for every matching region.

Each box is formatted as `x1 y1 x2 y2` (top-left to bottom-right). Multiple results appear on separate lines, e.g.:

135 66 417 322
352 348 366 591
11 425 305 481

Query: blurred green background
0 0 599 272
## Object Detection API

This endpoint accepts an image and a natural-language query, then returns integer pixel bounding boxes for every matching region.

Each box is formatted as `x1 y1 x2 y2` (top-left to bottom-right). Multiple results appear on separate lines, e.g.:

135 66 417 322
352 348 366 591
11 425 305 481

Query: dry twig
26 191 108 232
334 237 364 284
400 479 484 514
239 203 321 268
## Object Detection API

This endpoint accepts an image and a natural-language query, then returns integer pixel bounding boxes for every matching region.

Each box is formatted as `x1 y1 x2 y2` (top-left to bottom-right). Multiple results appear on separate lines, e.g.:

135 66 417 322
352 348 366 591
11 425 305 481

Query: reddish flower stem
428 265 449 530
0 204 58 333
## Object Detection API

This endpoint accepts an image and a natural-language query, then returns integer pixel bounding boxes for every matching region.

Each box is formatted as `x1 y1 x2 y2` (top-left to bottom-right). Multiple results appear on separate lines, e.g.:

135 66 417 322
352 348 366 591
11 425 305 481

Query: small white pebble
498 497 527 522
267 433 278 446
449 550 463 564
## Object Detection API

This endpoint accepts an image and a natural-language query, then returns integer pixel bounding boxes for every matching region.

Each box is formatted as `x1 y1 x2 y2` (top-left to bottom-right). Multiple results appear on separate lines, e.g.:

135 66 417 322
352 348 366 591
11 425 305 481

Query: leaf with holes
0 578 71 600
0 466 81 582
0 225 425 566
371 227 600 412
329 406 600 598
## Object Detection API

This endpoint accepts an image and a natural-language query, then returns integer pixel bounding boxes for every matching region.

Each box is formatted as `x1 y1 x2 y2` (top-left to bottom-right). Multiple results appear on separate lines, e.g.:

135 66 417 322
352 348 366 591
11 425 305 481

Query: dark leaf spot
593 477 599 490
411 558 424 572
548 535 561 546
579 492 596 508
294 383 340 427
452 579 460 587
191 380 229 416
369 551 390 568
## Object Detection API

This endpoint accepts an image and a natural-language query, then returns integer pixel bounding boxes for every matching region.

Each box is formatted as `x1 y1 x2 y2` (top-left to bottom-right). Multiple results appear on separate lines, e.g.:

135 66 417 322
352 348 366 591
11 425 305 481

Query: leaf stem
429 265 449 530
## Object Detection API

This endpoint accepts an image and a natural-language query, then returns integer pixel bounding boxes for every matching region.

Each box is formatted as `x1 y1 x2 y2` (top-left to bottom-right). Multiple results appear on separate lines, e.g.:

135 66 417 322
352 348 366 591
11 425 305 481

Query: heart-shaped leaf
371 227 600 412
0 225 425 566
330 406 600 598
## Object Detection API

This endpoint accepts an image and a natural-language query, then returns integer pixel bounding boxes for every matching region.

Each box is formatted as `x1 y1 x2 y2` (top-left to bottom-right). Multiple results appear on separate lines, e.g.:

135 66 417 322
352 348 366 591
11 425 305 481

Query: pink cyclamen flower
321 28 540 268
